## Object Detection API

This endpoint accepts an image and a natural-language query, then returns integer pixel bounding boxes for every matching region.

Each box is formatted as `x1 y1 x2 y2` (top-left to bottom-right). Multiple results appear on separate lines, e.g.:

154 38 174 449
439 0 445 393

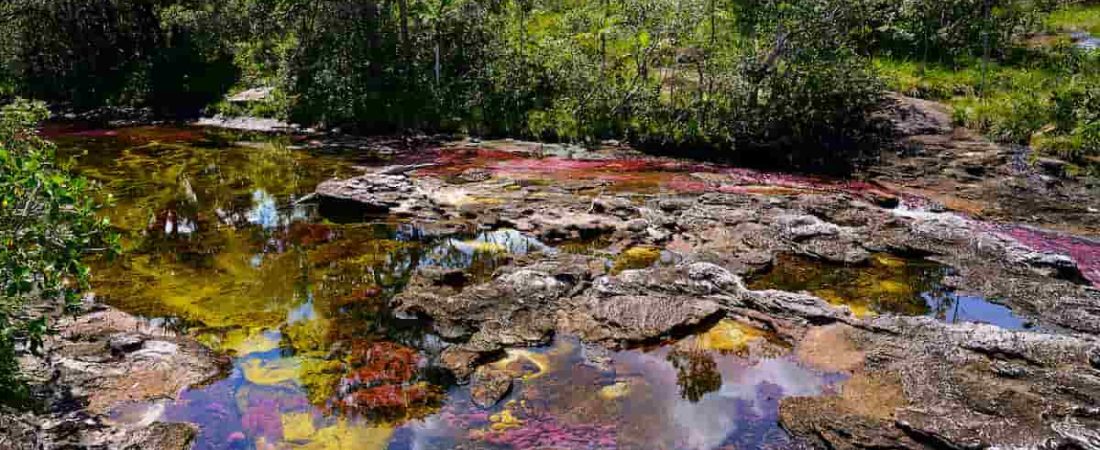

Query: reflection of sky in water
244 189 315 231
395 339 843 450
630 350 840 449
419 229 553 270
287 298 317 323
246 190 280 229
923 292 1028 330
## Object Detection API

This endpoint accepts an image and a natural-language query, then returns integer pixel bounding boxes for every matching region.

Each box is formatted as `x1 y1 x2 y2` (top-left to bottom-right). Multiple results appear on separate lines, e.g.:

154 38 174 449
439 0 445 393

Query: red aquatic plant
335 341 441 416
285 222 335 247
345 341 421 386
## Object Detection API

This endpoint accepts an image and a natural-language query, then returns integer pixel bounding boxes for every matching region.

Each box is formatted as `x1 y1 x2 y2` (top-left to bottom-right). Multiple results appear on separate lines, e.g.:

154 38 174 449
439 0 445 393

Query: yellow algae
281 412 318 442
199 328 281 356
298 420 393 450
459 240 509 254
695 320 767 352
598 381 632 400
748 253 946 317
489 409 523 431
298 358 344 407
872 254 908 268
242 358 301 386
876 280 910 295
611 246 662 274
284 318 333 354
489 349 551 380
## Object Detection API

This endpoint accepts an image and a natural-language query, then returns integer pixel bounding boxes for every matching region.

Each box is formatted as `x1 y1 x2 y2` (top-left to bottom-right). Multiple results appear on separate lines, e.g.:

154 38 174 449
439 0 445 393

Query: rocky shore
1 300 227 449
307 95 1100 448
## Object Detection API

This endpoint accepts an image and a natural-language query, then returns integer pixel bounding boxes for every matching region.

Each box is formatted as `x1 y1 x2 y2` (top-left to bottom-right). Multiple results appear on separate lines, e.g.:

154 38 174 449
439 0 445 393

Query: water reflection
393 332 841 450
56 127 846 449
749 254 1029 329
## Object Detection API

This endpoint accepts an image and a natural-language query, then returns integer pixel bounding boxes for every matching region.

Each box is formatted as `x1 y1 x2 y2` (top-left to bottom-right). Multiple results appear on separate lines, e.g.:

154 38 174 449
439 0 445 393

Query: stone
470 366 513 408
777 214 841 241
781 316 1100 449
108 332 146 355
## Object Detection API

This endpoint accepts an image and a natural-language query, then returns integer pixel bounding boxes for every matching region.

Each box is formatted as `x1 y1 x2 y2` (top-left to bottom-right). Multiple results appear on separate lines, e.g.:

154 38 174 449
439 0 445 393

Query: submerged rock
470 366 514 408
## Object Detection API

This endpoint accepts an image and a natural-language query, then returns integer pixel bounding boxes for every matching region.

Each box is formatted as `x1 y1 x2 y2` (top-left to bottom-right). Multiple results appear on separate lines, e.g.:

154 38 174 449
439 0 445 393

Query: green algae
748 253 952 317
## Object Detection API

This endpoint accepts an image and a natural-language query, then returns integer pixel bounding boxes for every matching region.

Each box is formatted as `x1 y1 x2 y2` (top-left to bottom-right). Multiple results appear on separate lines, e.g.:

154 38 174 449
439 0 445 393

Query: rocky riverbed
5 95 1099 449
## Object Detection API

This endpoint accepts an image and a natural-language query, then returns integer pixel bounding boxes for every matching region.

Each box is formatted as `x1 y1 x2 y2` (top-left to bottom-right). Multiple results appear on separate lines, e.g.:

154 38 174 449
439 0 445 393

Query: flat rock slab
561 295 723 344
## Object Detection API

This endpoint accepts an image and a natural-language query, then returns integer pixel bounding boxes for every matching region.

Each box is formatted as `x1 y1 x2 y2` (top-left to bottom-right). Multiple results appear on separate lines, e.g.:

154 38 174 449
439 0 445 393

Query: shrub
0 99 117 406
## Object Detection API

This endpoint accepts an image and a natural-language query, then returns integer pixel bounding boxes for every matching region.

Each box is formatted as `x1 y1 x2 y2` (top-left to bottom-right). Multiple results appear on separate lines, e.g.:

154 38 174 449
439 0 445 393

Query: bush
0 99 117 406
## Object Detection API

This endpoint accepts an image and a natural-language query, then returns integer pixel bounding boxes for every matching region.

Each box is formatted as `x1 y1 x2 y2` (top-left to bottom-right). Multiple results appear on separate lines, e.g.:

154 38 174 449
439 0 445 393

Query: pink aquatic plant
242 398 284 441
996 225 1100 287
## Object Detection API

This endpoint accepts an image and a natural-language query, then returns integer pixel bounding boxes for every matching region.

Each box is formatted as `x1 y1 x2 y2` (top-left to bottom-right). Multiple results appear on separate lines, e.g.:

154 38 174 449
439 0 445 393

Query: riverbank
0 298 227 449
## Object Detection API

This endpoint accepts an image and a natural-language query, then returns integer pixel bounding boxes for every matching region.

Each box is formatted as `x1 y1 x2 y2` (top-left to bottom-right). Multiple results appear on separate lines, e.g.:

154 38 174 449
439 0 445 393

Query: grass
875 37 1099 171
1046 4 1100 34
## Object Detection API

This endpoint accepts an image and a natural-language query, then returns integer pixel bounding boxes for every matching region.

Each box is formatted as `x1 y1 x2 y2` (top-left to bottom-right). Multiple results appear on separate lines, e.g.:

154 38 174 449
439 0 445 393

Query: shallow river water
50 125 1052 450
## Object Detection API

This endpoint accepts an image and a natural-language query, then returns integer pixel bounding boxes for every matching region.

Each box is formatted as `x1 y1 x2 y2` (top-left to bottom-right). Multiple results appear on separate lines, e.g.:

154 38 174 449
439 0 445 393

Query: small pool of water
749 254 1030 329
113 320 842 450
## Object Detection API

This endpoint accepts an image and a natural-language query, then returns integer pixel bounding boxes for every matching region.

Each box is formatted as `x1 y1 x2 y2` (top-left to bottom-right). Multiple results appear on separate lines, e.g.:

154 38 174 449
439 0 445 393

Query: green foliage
878 39 1100 165
2 0 1089 168
1046 3 1100 34
0 99 117 406
2 0 236 113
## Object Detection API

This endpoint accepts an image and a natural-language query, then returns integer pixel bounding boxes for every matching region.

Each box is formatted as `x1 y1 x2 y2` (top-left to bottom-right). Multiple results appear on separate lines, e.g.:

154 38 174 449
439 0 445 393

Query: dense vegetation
878 2 1100 172
0 100 116 406
1 0 1096 167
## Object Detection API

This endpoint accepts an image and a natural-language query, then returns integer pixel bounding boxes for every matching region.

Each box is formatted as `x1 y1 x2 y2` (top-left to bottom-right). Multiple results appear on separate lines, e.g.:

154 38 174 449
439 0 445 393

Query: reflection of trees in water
749 254 958 317
667 349 722 403
915 266 957 322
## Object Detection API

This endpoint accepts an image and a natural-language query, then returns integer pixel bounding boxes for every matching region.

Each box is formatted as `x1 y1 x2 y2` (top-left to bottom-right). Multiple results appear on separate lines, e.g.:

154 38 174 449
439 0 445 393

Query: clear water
48 126 930 449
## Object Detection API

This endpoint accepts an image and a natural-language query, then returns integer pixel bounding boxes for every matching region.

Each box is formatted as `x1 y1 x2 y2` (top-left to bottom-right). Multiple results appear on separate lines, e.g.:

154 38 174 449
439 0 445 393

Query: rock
559 263 739 345
886 94 953 136
470 366 513 408
1008 248 1086 283
592 196 638 218
1037 157 1068 178
195 116 297 133
117 422 198 450
564 295 722 344
227 87 274 103
658 197 695 212
314 170 425 216
49 308 228 415
781 316 1100 449
528 212 623 240
777 214 841 241
452 168 492 184
734 289 852 325
394 255 598 378
624 218 649 232
108 333 146 355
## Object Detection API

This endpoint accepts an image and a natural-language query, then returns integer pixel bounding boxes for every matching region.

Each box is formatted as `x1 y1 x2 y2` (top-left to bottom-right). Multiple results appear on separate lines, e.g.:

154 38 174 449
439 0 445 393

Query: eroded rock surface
782 318 1100 449
1 302 226 449
305 125 1100 449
